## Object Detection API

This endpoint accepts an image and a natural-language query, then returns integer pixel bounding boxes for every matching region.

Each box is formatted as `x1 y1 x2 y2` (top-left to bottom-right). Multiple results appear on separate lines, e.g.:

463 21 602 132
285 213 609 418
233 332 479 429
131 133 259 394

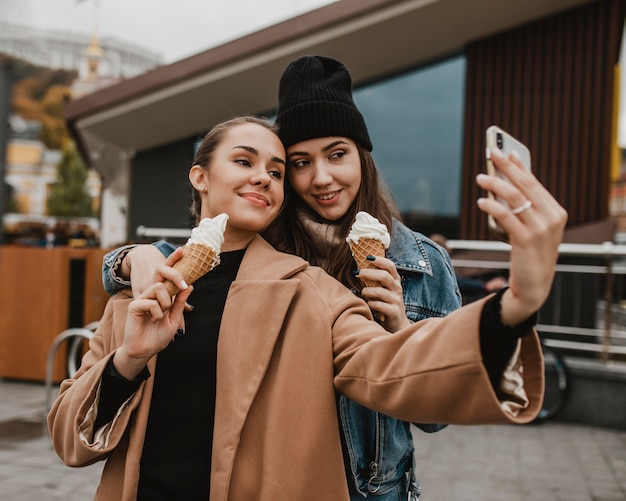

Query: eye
329 150 346 160
235 158 252 167
269 169 283 179
290 158 310 169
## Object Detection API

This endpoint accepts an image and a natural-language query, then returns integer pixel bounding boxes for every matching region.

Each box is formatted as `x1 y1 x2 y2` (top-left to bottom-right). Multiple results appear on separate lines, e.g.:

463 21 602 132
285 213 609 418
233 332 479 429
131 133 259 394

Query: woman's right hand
113 281 193 380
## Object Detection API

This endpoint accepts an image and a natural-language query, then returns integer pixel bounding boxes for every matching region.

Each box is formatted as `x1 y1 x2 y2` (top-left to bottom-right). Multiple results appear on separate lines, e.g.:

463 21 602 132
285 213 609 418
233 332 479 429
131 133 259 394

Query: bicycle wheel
534 343 569 422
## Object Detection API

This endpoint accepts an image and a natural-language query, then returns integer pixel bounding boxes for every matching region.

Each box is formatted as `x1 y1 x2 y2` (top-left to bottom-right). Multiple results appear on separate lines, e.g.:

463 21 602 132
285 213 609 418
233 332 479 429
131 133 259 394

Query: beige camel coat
48 235 543 500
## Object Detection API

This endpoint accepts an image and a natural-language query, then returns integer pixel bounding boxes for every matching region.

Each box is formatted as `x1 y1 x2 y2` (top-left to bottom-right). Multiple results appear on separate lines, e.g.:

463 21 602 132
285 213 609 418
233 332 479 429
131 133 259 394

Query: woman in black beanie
265 55 462 500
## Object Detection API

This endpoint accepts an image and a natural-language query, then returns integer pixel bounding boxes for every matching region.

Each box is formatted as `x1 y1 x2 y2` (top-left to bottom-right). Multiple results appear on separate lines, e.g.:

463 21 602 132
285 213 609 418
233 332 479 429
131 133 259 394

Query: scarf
295 206 346 272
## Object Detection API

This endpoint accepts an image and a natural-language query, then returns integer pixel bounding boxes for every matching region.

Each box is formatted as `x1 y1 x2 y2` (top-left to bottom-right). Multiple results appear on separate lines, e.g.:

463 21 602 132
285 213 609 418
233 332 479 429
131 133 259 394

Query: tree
47 144 94 217
8 55 76 149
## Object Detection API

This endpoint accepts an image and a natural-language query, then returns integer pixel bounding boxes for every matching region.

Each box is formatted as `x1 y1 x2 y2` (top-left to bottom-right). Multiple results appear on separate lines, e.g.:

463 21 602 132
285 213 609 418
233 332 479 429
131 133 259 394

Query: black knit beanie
275 55 373 151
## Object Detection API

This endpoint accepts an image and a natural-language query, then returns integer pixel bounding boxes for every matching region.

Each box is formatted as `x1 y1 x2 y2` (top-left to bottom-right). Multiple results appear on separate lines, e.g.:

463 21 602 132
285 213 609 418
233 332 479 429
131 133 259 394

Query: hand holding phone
485 125 532 239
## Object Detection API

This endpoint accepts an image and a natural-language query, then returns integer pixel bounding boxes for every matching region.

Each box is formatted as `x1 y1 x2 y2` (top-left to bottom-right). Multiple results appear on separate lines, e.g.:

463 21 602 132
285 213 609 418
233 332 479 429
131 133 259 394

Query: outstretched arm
477 147 567 327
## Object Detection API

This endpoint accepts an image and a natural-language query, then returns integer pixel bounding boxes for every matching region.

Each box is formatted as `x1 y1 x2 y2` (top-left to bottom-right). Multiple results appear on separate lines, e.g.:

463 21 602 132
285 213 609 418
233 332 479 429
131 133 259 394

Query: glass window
353 56 466 219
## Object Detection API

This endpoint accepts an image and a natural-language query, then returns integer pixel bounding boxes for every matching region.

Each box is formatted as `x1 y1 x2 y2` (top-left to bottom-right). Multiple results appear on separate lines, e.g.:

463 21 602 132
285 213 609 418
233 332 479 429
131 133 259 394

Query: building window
354 55 466 232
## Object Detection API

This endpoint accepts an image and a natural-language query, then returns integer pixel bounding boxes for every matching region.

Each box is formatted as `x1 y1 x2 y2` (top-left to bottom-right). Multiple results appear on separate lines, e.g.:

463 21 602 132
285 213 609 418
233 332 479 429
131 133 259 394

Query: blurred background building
1 0 625 248
0 21 163 82
0 13 164 246
56 0 626 248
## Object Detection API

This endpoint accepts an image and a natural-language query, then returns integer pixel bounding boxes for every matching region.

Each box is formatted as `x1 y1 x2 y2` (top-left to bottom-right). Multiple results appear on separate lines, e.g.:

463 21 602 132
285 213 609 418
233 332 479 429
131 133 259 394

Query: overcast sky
0 0 337 63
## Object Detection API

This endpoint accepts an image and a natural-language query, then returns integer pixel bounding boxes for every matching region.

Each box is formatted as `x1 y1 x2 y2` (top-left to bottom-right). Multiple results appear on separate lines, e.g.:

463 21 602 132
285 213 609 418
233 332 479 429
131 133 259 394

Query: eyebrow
233 145 285 166
287 140 349 159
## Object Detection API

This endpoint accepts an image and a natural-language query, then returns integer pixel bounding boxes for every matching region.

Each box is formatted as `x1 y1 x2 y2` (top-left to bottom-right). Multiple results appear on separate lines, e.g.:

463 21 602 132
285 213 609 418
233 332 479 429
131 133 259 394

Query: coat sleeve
46 295 148 467
330 287 543 425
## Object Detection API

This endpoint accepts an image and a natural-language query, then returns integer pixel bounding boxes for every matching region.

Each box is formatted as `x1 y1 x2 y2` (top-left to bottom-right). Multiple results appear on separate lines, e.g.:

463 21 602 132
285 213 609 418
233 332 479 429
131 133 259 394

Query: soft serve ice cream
164 213 228 296
187 213 228 250
347 211 390 289
346 211 391 249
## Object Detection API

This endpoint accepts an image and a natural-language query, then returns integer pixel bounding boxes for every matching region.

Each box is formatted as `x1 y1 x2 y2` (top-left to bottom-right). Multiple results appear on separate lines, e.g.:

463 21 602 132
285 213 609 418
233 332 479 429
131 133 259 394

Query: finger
154 262 188 290
361 282 403 303
477 196 527 237
363 256 401 280
154 283 175 310
156 247 187 291
164 246 184 266
477 171 529 212
357 270 400 294
128 297 165 320
170 286 193 319
488 148 553 211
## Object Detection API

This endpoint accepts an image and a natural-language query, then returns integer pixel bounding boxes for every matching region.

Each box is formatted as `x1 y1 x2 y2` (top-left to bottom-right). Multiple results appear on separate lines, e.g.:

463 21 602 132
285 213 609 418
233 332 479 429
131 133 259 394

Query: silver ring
511 200 532 215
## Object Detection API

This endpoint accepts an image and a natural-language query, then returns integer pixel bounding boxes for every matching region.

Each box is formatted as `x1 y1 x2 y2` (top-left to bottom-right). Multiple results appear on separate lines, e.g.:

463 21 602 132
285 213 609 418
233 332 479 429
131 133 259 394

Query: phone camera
496 133 503 149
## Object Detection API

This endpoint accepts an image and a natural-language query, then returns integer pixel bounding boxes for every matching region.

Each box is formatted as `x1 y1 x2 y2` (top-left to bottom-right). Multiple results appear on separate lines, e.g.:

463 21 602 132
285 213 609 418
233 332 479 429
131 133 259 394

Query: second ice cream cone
349 237 385 288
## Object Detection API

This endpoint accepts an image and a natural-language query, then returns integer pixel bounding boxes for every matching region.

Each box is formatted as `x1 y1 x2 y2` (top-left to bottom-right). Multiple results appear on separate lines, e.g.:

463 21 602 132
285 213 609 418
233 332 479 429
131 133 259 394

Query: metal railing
448 240 626 363
44 321 99 416
132 226 626 363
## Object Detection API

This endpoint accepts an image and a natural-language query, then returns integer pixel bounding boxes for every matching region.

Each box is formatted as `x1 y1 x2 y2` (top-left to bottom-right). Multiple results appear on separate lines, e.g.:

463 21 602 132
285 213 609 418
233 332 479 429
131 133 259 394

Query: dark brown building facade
461 0 626 238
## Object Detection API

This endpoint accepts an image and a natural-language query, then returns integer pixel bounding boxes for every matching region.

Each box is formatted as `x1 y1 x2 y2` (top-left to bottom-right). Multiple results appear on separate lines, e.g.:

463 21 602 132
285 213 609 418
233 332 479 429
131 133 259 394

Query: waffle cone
349 238 385 288
164 243 220 296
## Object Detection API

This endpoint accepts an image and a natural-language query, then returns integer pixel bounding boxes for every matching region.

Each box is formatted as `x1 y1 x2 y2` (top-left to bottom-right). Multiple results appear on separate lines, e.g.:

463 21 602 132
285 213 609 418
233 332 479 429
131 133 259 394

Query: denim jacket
101 220 461 500
339 219 461 499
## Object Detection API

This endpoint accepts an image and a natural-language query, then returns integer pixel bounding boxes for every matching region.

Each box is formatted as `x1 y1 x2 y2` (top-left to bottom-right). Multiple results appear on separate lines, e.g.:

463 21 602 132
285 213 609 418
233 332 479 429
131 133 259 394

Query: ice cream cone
162 213 228 296
164 243 220 296
349 238 385 288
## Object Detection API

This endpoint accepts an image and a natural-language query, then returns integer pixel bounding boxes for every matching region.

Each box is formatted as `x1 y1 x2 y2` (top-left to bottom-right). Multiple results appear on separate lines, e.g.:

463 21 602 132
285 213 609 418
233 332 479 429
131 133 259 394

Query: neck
221 230 256 252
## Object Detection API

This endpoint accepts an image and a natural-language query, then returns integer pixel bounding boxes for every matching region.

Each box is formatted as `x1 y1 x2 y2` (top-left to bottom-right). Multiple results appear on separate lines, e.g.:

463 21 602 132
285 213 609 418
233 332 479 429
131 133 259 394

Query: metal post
0 57 13 246
602 252 614 363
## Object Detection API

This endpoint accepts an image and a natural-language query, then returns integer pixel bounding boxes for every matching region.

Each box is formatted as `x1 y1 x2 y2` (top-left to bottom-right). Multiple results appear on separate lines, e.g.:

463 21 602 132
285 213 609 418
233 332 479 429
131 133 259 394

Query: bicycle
533 341 569 423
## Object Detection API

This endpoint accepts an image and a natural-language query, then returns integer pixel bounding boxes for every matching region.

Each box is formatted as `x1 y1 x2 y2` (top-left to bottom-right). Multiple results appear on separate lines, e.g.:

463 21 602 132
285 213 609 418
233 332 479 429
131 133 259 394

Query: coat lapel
211 236 308 496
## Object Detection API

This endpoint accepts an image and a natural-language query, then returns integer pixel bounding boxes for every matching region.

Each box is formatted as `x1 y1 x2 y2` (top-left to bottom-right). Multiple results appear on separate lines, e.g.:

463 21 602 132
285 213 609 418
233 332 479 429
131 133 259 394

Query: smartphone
485 125 532 239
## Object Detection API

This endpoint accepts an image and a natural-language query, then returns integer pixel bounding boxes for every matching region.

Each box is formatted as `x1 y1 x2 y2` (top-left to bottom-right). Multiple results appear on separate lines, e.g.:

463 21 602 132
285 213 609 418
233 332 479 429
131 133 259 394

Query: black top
97 249 244 500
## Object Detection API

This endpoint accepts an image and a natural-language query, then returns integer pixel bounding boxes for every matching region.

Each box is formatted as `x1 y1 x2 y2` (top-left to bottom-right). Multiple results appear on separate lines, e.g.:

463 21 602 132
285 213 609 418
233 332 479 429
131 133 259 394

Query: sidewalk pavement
1 378 625 501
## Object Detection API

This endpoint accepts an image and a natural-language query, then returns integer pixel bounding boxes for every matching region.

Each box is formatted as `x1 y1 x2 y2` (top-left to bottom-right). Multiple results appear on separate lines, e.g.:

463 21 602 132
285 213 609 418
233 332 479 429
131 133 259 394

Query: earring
200 185 207 192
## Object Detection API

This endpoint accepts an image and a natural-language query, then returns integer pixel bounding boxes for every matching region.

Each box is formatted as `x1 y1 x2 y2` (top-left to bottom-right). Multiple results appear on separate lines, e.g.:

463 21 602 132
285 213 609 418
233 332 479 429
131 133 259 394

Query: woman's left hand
477 147 568 326
357 256 412 332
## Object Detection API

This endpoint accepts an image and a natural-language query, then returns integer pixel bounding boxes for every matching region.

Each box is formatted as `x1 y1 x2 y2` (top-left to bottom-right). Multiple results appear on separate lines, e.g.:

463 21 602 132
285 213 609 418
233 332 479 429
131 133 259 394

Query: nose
250 168 271 188
311 164 333 186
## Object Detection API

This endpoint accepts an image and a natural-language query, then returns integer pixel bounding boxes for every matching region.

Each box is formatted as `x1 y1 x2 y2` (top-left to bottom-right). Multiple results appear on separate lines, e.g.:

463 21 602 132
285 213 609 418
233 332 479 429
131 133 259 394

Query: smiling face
190 121 286 248
286 136 362 221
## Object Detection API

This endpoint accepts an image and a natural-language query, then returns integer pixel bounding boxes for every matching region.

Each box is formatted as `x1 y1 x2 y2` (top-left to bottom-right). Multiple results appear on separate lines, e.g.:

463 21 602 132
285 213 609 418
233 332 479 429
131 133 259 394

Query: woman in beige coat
48 116 566 500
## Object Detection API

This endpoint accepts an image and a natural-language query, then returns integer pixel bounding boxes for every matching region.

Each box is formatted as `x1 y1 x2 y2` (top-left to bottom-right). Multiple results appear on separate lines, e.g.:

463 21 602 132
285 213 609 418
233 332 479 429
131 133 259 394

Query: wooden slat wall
460 0 626 239
0 247 108 382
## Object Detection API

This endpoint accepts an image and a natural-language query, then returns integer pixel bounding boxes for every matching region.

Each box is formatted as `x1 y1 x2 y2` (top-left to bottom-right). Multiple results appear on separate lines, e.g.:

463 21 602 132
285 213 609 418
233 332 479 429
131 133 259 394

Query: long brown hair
189 115 277 224
263 143 399 291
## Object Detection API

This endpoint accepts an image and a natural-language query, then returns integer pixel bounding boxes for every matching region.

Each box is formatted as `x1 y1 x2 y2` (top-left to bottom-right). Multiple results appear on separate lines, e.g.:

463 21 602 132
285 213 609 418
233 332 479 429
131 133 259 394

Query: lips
240 192 270 207
314 191 339 202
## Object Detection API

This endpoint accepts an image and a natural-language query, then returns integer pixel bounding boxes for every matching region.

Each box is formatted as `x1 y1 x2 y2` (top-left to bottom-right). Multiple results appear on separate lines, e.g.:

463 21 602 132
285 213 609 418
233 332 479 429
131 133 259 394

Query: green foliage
5 54 75 148
47 144 94 217
7 55 76 97
7 196 21 214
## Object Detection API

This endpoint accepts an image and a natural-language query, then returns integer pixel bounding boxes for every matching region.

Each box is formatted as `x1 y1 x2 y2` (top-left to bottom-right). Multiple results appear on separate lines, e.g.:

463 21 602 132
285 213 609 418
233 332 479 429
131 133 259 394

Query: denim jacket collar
387 219 433 276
